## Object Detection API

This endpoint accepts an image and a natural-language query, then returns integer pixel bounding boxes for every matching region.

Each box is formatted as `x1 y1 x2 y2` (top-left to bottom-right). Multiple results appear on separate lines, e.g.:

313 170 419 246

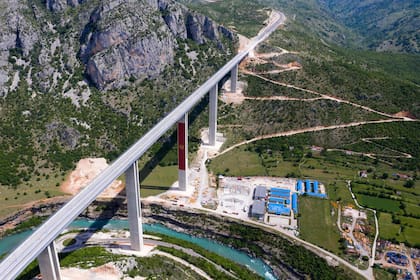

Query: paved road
0 11 286 280
189 204 373 279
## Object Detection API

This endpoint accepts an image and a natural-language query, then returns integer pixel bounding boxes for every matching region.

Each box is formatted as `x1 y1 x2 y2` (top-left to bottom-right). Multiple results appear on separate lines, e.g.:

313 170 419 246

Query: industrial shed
269 197 290 204
251 200 266 219
253 186 267 200
270 188 290 198
267 203 291 216
292 193 298 214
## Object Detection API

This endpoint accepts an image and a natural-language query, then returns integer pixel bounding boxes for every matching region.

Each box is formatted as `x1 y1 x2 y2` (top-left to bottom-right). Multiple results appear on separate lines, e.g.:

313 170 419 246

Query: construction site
216 176 327 234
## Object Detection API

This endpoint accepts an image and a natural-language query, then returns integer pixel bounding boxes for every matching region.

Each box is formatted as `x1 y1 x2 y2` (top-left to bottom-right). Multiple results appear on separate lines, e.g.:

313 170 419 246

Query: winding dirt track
211 118 413 159
242 70 409 120
244 96 324 101
214 49 418 159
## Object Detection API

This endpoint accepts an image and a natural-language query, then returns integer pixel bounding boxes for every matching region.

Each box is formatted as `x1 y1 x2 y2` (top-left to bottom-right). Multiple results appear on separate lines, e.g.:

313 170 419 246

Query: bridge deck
0 12 285 279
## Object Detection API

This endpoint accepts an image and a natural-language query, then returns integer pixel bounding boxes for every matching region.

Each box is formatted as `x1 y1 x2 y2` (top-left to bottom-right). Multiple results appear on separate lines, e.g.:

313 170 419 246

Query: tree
404 180 414 188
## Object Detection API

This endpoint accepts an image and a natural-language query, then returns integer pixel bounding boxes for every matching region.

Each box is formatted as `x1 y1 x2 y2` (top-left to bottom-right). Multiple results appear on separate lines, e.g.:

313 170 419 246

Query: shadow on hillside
138 93 211 182
60 87 208 250
140 185 170 191
59 81 227 259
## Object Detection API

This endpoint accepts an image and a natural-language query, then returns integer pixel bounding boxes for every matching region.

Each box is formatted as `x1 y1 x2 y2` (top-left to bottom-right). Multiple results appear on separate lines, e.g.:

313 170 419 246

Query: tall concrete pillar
125 161 144 251
230 64 238 92
177 113 188 191
37 242 61 280
209 84 218 146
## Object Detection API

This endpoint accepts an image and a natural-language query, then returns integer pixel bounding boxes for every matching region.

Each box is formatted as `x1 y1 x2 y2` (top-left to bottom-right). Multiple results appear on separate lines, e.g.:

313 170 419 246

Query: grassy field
208 133 419 246
207 146 266 176
0 171 68 219
139 165 178 197
378 213 420 246
356 195 402 213
325 181 354 206
378 213 401 241
373 266 397 280
298 196 341 254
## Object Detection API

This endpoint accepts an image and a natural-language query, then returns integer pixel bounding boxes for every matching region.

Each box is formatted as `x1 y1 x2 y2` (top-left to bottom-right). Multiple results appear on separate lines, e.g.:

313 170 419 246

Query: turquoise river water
0 219 277 280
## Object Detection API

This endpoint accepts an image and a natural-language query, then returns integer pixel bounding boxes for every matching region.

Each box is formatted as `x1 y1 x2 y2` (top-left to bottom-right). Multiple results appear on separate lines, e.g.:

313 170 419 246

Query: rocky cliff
0 0 236 187
0 0 235 91
46 0 86 12
79 0 234 89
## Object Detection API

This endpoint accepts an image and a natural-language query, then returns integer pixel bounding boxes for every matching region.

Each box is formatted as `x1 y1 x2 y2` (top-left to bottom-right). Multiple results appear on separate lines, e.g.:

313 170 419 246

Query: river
0 219 277 280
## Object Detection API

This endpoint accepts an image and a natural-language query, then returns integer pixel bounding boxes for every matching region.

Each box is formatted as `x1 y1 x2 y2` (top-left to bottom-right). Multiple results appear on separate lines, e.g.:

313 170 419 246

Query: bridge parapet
0 11 285 279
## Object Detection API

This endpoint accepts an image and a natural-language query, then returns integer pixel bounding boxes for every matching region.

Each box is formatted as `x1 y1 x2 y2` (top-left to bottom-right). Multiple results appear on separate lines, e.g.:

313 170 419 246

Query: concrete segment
209 84 218 146
125 162 144 251
178 114 188 191
0 12 285 279
37 242 61 280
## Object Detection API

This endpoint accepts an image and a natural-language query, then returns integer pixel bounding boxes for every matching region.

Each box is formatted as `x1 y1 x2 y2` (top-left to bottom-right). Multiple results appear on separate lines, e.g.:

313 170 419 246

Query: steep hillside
318 0 420 53
181 0 420 162
181 0 360 47
0 0 236 187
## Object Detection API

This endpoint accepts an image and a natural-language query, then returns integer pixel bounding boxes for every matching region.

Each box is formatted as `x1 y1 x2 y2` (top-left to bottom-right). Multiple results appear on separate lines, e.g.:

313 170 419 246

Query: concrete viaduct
0 12 285 280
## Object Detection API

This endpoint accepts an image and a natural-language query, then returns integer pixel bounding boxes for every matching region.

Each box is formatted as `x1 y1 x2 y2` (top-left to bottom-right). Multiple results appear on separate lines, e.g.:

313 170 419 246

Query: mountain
0 0 235 186
317 0 420 53
0 0 234 93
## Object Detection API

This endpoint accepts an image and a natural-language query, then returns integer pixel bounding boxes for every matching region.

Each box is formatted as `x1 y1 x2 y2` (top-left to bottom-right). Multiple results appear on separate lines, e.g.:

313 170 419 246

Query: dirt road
211 118 411 159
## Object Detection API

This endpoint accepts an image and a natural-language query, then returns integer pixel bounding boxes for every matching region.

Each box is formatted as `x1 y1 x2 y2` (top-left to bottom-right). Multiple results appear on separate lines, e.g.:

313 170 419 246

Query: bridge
0 11 285 280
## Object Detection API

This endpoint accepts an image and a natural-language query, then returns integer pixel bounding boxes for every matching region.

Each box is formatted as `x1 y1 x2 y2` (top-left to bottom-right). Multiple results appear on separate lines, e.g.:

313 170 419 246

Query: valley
0 0 419 279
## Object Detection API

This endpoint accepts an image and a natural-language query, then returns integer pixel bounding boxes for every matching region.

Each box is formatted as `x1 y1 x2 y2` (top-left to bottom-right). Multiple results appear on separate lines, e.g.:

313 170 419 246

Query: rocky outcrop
0 3 39 56
80 0 234 90
44 122 81 149
46 0 86 12
79 0 176 89
158 0 234 42
0 0 234 92
0 0 39 93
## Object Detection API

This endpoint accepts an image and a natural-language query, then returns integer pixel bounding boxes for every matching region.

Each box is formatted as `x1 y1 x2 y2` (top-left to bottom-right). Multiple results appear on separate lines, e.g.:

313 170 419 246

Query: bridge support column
178 113 188 191
209 84 218 146
125 161 144 251
230 64 238 92
37 242 61 280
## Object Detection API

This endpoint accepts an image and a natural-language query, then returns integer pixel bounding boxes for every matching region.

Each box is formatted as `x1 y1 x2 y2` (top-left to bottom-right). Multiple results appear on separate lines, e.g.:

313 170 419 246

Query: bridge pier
230 64 238 92
37 242 61 280
177 113 188 191
125 161 144 251
208 84 218 146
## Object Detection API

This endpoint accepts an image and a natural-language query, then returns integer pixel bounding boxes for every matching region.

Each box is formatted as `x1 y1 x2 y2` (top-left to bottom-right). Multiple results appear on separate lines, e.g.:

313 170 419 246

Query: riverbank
0 199 366 279
0 197 69 238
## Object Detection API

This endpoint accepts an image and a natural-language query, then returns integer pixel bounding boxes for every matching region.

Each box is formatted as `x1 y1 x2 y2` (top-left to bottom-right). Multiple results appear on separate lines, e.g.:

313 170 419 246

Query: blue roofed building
270 188 290 198
305 180 312 192
292 193 298 214
296 180 303 192
267 203 291 216
313 181 319 193
268 197 290 204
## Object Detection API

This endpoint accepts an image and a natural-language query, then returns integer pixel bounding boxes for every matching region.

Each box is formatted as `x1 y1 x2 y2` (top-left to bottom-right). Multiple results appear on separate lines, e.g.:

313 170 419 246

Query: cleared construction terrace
216 176 327 235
